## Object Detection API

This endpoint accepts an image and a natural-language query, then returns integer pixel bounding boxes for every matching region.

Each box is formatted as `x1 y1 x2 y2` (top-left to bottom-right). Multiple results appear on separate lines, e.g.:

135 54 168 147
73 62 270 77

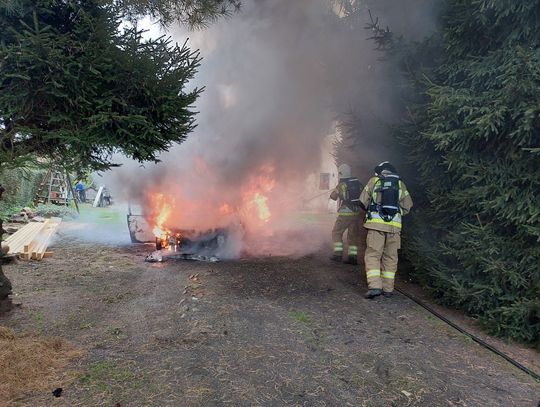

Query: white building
302 133 339 213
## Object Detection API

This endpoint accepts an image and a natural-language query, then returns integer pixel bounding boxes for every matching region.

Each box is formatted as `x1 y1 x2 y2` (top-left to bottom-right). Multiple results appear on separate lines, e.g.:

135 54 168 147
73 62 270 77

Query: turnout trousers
332 215 360 258
364 229 400 292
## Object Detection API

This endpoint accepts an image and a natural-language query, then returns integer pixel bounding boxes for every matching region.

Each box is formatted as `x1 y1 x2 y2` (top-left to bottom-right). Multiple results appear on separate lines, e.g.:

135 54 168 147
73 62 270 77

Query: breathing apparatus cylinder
379 174 400 221
371 161 401 222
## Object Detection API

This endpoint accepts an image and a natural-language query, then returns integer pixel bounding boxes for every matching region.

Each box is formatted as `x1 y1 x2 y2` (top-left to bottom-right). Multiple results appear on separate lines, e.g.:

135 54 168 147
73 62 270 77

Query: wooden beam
30 218 62 260
5 221 48 255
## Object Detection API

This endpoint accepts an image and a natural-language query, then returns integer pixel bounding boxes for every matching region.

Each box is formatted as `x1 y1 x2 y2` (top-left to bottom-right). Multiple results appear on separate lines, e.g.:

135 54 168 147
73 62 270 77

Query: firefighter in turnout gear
360 161 413 299
330 164 362 265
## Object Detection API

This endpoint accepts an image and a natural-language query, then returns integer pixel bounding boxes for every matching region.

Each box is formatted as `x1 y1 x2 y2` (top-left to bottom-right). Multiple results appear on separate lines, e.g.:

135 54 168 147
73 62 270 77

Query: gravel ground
1 230 539 406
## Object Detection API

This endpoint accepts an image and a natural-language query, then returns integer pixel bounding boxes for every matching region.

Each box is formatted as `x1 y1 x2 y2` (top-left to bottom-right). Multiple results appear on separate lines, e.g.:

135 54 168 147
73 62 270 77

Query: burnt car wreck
127 212 230 262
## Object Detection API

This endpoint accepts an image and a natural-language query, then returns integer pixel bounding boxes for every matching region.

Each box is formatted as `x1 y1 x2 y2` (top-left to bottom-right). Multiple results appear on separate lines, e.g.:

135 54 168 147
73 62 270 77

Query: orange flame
144 164 276 236
219 203 234 215
251 192 271 222
241 166 276 224
148 193 174 238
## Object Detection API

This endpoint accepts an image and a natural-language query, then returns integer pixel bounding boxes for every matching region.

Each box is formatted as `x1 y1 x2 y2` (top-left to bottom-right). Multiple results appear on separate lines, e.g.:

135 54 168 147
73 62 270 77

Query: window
319 173 330 190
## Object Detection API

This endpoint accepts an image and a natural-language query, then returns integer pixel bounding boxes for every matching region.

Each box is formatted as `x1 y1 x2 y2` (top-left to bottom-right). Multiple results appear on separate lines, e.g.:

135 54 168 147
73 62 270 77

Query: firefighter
360 161 413 299
330 164 362 265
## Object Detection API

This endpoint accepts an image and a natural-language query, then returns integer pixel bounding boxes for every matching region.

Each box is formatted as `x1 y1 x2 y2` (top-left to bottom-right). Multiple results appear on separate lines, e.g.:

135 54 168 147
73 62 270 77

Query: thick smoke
104 0 440 256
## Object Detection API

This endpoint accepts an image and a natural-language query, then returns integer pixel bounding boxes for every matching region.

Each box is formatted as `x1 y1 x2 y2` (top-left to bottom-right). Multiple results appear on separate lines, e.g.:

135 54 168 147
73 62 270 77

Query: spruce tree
0 0 202 174
0 0 224 302
118 0 241 27
400 0 540 346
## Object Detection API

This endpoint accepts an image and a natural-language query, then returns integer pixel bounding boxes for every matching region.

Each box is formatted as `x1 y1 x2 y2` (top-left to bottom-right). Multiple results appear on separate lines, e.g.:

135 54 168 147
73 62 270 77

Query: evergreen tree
0 0 224 301
118 0 241 27
331 1 406 180
400 0 540 346
0 0 202 174
335 112 395 179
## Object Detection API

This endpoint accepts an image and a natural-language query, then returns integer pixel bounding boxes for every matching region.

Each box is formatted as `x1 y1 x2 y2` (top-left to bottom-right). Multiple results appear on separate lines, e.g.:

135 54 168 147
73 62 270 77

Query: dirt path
2 234 539 406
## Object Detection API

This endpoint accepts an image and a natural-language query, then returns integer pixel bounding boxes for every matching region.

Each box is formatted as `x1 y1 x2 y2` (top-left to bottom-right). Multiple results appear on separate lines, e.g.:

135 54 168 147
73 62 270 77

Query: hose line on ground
395 287 540 382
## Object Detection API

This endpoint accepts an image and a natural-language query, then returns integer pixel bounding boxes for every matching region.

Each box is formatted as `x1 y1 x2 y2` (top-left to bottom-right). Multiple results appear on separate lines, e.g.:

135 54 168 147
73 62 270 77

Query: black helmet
374 161 396 176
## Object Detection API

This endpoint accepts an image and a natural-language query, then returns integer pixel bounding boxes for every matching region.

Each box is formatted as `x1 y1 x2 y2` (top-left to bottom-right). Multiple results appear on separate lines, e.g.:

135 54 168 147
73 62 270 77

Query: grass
291 311 311 324
78 359 159 406
79 322 94 330
34 203 78 219
80 360 136 388
29 310 45 331
0 203 21 219
29 310 44 323
77 205 125 225
290 311 332 352
0 326 82 402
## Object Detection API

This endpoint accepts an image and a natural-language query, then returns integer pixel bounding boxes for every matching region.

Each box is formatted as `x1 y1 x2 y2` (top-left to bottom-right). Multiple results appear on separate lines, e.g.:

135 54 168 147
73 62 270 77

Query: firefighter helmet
374 161 396 176
338 163 352 179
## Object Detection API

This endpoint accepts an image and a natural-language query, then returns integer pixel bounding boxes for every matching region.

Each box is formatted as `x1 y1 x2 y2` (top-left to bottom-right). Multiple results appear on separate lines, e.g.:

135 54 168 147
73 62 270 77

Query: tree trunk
0 219 12 301
0 264 12 300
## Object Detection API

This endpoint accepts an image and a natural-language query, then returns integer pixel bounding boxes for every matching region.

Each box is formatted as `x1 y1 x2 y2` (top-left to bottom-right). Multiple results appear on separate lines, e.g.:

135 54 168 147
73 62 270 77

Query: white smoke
100 0 441 256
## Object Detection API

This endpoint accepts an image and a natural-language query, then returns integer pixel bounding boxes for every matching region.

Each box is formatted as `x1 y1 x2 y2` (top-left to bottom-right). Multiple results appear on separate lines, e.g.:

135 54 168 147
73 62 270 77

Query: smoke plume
104 0 441 256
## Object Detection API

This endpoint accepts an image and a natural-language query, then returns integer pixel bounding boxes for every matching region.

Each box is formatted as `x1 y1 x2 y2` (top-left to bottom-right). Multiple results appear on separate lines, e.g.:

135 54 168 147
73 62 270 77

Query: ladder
34 168 70 206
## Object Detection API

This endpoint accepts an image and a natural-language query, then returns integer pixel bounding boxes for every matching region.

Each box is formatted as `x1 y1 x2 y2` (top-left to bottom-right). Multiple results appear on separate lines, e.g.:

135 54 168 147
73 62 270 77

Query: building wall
303 133 338 213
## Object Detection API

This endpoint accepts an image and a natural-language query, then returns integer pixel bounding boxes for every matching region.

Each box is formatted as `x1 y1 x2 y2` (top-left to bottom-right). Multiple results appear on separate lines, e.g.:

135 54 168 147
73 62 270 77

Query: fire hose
395 287 540 382
304 190 332 202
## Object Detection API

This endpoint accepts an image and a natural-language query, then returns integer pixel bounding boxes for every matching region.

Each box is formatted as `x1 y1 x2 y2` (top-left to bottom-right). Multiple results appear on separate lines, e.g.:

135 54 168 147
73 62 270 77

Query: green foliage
79 360 140 396
332 4 407 177
291 311 311 324
0 167 45 217
0 0 202 174
400 0 540 346
118 0 241 27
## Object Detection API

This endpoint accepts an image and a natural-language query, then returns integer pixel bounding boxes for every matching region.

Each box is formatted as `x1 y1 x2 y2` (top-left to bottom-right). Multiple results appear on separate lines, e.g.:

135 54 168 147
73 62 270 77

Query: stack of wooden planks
4 217 62 260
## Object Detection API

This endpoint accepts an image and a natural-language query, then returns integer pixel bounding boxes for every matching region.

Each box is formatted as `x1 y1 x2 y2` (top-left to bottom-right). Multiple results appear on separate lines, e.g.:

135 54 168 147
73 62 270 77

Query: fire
241 165 276 224
148 193 174 238
219 203 234 215
144 164 276 242
250 192 271 222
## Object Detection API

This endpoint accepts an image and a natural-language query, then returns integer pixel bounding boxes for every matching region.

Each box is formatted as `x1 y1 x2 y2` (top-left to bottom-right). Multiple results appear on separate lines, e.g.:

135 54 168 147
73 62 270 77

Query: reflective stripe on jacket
359 176 413 233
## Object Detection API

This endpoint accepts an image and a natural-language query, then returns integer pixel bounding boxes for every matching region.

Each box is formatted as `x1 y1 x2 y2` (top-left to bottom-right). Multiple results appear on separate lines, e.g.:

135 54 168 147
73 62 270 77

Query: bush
399 0 540 347
34 204 78 220
0 168 46 218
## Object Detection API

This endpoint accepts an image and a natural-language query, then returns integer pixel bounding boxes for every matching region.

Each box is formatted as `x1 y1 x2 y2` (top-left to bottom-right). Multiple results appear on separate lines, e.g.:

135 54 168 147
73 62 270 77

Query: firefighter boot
344 255 357 265
330 254 342 262
364 288 382 299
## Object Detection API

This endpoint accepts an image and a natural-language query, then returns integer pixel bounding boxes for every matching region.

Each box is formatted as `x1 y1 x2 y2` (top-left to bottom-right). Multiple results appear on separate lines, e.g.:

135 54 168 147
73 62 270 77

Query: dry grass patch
0 326 83 403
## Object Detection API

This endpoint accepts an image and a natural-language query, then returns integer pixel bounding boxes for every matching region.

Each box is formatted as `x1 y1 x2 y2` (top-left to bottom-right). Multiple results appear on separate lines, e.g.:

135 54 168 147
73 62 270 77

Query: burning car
127 210 233 262
127 165 277 262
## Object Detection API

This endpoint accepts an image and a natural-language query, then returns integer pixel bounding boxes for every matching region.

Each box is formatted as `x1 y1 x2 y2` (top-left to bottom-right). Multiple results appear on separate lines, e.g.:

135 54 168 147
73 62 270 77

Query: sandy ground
1 221 539 406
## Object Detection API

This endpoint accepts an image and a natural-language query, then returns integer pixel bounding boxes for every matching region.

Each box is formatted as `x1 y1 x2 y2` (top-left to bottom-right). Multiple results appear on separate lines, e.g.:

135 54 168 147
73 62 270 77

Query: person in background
75 180 86 203
359 161 413 299
329 164 362 265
